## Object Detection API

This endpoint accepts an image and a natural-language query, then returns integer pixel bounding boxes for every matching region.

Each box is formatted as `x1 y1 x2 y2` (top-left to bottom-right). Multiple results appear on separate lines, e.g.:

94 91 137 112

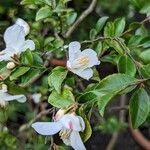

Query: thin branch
64 0 97 38
141 16 150 24
19 108 54 131
129 119 150 150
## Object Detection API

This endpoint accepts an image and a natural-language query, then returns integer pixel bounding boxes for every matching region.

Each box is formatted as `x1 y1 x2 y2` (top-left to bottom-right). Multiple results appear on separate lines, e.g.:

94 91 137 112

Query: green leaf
0 67 11 80
48 66 68 94
89 28 97 40
79 107 92 142
104 22 115 37
140 49 150 64
118 55 136 76
114 18 125 36
36 6 52 21
92 41 102 56
21 50 33 66
21 69 41 87
96 16 109 33
48 87 75 108
107 39 124 54
21 0 35 5
32 53 43 66
129 88 150 128
66 12 77 25
78 74 137 116
10 67 30 80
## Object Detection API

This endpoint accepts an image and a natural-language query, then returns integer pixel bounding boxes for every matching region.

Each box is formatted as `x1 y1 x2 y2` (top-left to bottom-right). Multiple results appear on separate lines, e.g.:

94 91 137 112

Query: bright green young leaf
0 67 11 80
92 41 102 56
66 12 77 25
96 16 109 33
129 88 150 128
21 0 35 5
10 67 30 81
114 18 125 36
48 66 68 94
104 22 115 37
36 6 52 21
21 50 33 66
118 55 136 76
48 87 75 108
32 53 43 66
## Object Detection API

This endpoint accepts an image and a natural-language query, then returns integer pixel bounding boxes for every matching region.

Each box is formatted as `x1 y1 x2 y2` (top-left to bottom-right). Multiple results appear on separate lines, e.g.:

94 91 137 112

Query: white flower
32 114 86 150
0 84 26 104
67 41 100 80
0 18 35 61
32 93 41 104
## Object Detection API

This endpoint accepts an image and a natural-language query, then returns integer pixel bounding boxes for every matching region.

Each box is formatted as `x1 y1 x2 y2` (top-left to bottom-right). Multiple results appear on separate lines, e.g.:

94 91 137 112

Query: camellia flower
0 18 35 61
67 41 100 80
0 84 26 106
32 113 86 150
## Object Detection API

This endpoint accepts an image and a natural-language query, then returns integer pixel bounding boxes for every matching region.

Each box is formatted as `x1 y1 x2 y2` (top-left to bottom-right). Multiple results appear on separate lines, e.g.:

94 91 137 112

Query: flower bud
6 62 16 70
54 109 66 121
2 84 7 92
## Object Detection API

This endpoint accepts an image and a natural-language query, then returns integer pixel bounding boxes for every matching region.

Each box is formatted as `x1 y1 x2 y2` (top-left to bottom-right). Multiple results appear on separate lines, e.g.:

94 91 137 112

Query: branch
64 0 97 38
19 108 54 131
129 119 150 150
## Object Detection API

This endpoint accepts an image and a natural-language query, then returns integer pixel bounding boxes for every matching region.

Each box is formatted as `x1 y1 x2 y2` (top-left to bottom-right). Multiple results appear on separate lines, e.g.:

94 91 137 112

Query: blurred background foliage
0 0 150 149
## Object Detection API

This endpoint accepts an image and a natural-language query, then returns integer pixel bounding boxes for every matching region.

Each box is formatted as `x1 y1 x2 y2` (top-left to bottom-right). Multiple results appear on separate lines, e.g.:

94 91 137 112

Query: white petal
60 114 84 131
68 41 81 62
79 49 100 68
71 68 93 80
16 18 30 35
0 48 14 61
32 93 41 104
0 92 26 103
4 24 25 51
70 131 86 150
62 138 71 146
32 122 62 135
21 40 35 53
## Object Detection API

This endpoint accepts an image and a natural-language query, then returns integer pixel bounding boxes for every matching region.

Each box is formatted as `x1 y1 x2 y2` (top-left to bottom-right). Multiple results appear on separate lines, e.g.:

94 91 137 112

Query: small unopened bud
54 109 66 121
6 62 16 70
2 84 7 92
0 100 8 108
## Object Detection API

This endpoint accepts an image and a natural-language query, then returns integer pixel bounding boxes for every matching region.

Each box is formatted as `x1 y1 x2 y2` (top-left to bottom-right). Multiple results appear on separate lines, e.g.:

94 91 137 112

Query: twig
129 119 150 150
64 0 97 38
19 108 54 131
109 105 128 112
106 95 127 150
141 16 150 24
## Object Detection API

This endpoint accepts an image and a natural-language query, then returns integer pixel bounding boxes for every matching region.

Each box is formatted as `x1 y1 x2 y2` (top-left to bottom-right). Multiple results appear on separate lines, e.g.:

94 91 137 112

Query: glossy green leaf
118 55 136 76
140 49 150 64
129 88 150 128
104 22 115 37
10 67 30 80
36 6 52 21
96 16 109 33
89 28 97 40
114 18 125 36
48 87 75 108
48 66 68 94
78 74 137 116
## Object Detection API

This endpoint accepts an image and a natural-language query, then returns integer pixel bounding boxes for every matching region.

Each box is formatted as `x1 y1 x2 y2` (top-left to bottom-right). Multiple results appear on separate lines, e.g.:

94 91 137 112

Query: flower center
59 129 72 140
78 56 89 66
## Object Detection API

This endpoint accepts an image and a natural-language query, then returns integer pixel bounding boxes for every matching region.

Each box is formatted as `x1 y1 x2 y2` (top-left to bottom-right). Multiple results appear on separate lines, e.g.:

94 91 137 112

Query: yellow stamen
78 56 89 66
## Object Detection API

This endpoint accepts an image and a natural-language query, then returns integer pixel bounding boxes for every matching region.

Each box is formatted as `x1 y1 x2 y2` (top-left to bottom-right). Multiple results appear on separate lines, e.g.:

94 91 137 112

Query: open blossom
67 41 100 80
0 84 26 106
0 18 35 61
32 113 86 150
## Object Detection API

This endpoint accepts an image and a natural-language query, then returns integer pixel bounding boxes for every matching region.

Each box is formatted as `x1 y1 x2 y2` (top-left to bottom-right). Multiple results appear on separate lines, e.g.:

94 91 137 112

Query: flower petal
79 49 100 68
0 48 14 61
60 114 85 131
32 122 62 135
0 92 26 103
71 68 93 80
4 24 25 51
70 131 86 150
68 41 81 62
21 40 35 53
16 18 30 35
